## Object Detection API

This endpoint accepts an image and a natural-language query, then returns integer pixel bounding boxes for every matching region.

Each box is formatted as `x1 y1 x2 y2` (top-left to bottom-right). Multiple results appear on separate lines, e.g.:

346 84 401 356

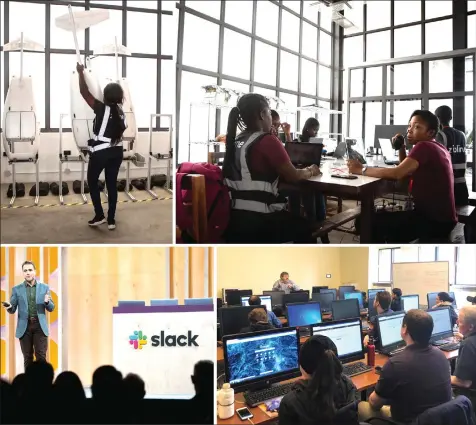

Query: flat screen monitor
377 312 405 350
311 292 335 312
344 291 364 309
286 302 322 327
320 288 337 299
427 307 454 341
226 289 253 306
427 292 457 309
312 318 365 364
241 295 272 313
262 291 285 307
331 299 360 321
338 285 355 300
223 328 301 392
401 295 419 312
312 286 329 294
283 291 310 306
219 305 267 338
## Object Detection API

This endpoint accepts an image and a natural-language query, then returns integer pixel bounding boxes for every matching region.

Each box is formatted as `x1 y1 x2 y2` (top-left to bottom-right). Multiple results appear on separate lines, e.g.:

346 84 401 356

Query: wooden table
217 349 459 424
281 158 394 243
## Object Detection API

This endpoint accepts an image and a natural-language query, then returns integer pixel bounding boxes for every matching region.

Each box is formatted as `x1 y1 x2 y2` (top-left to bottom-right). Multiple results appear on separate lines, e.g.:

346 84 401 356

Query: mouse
375 366 383 374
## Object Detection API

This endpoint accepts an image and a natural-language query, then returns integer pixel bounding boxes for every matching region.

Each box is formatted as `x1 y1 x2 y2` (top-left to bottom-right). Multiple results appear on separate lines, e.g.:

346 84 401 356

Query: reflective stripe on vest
440 127 467 185
224 131 287 214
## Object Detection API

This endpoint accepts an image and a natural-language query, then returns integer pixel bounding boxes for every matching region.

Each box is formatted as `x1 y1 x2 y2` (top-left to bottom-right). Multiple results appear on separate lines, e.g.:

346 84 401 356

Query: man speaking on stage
2 260 55 370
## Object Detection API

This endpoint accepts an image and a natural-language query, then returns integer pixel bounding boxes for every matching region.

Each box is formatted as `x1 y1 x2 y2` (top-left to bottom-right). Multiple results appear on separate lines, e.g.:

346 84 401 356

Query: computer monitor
427 291 457 309
312 286 329 294
219 305 267 338
283 291 310 306
223 327 301 393
312 318 365 364
226 289 253 306
241 295 273 313
286 302 322 327
377 312 406 351
338 285 355 300
401 295 419 312
117 300 146 307
311 292 335 313
150 299 178 306
344 291 364 309
331 299 360 321
262 291 285 307
184 297 213 306
320 288 337 300
427 307 454 341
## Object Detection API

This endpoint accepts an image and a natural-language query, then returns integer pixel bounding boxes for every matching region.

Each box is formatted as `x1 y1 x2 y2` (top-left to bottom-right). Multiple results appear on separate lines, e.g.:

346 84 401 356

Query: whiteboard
392 262 449 305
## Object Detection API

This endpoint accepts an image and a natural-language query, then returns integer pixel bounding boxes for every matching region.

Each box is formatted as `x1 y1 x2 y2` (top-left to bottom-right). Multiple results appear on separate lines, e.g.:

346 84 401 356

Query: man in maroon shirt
348 110 457 243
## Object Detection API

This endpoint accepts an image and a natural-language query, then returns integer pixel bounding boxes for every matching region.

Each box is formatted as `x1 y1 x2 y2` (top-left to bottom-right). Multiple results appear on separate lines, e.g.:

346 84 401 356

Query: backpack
176 162 230 243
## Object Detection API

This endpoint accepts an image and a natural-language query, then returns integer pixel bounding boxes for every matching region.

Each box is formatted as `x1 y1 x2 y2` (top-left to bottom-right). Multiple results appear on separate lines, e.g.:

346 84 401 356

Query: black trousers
356 210 456 243
225 210 315 243
19 319 48 371
87 146 123 220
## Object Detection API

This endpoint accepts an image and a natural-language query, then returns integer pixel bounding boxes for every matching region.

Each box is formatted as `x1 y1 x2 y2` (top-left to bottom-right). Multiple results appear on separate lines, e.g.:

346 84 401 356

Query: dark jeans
225 210 315 243
87 146 123 220
289 193 327 221
356 210 456 243
19 319 48 371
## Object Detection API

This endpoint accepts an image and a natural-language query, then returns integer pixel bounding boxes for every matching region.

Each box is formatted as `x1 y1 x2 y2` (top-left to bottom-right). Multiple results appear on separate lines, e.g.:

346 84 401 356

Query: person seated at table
432 292 458 328
239 308 274 334
223 93 320 244
358 310 452 424
451 306 476 408
348 110 457 243
271 110 293 143
272 272 300 294
289 117 327 223
391 288 403 312
248 295 282 328
364 291 393 348
362 291 368 309
279 335 359 425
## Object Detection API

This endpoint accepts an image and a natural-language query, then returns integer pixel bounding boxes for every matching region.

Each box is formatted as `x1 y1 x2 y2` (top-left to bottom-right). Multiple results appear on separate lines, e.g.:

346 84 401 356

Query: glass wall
176 0 336 163
0 0 175 131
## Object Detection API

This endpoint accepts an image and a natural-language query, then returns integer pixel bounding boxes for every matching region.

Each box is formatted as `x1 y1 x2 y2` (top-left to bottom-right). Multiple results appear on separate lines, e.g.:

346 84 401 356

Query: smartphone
236 407 253 421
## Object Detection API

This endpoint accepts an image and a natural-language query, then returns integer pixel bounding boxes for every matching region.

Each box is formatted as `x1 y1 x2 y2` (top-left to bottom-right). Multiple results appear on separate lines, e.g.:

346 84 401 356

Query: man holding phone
2 260 55 370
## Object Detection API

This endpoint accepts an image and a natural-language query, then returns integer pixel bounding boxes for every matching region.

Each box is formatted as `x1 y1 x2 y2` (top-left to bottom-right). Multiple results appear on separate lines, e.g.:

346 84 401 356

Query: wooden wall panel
189 247 205 298
170 247 186 302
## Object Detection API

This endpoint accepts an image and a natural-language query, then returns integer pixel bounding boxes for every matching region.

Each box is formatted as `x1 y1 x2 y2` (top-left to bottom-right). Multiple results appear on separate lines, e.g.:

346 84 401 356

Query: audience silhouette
0 360 213 424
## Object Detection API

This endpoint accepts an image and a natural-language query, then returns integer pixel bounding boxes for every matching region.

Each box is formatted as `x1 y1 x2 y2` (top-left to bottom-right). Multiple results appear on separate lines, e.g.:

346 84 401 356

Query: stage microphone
467 295 476 305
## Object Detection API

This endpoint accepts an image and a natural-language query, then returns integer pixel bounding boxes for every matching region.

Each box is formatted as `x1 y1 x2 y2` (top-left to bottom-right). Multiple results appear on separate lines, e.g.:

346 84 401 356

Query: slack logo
151 330 199 347
129 330 148 350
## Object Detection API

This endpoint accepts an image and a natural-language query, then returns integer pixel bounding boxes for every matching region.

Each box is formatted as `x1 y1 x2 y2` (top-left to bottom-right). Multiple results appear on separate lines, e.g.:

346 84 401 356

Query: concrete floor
0 183 172 244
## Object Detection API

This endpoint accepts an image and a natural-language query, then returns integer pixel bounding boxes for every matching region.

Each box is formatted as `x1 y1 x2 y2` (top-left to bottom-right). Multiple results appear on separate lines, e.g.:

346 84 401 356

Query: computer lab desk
216 349 460 425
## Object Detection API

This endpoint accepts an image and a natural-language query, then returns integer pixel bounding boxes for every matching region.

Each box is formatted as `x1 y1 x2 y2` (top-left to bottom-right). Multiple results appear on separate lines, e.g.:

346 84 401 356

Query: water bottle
217 383 234 420
367 336 376 367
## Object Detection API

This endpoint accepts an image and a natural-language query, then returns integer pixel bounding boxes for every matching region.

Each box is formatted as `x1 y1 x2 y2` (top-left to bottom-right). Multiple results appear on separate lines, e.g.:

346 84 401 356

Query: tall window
1 1 174 131
176 0 335 163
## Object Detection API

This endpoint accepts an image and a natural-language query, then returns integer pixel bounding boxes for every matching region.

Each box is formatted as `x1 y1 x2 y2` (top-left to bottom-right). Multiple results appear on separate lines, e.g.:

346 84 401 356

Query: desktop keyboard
342 362 373 377
439 342 461 352
244 382 295 407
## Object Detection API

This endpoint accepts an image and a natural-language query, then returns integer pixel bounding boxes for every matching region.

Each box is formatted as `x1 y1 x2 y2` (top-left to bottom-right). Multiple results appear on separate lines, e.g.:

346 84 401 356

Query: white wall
1 130 172 184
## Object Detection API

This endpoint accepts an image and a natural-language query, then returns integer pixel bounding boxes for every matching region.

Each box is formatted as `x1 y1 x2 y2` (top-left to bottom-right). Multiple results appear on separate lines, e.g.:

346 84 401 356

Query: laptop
285 142 323 168
378 138 400 165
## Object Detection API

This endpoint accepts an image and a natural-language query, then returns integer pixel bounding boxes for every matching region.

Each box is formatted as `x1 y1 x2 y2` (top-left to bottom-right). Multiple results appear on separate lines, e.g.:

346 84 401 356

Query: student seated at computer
271 110 292 143
239 308 274 334
432 292 458 328
222 93 321 244
278 335 359 425
362 291 368 309
348 110 457 243
364 291 393 348
248 295 282 328
391 288 403 312
359 310 452 424
289 117 326 223
272 272 300 294
451 306 476 406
